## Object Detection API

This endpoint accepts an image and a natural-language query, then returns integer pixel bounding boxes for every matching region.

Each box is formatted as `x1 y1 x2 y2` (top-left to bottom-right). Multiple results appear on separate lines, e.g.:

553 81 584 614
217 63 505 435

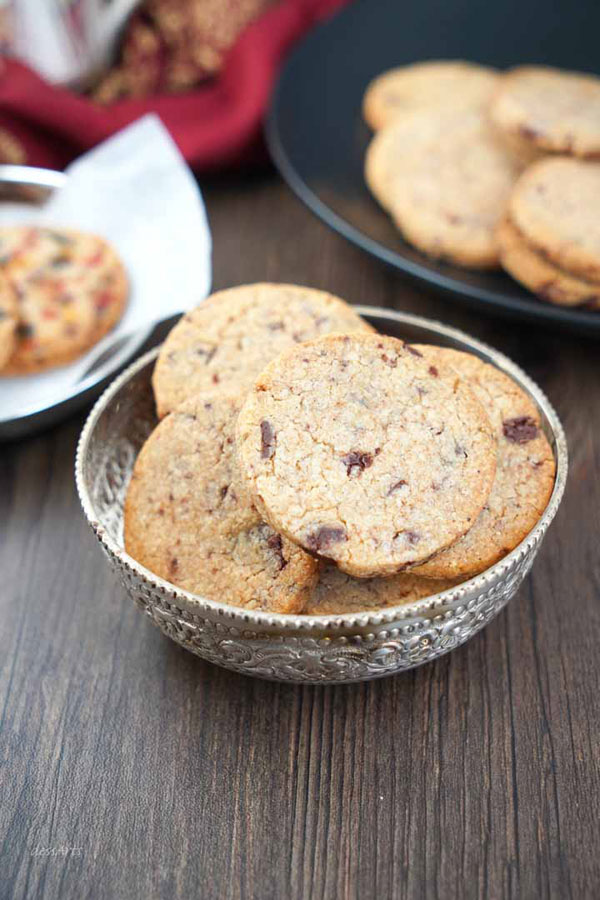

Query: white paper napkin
0 114 212 420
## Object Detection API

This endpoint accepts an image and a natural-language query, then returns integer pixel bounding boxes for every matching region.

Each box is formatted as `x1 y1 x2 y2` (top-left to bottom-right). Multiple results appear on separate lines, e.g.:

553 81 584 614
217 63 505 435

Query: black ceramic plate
267 0 600 335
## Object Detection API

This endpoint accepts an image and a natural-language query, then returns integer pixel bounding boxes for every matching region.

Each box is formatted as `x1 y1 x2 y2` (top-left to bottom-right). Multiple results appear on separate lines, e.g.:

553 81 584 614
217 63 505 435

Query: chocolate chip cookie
365 108 522 268
363 60 498 131
410 346 556 579
236 333 497 578
497 218 600 307
490 65 600 158
304 562 459 614
508 157 600 284
152 283 374 418
0 226 128 374
124 392 318 613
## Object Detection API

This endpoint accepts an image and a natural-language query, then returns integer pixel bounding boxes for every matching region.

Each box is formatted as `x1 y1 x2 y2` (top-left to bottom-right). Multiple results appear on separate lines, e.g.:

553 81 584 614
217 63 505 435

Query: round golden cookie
0 270 17 370
363 60 498 131
498 218 600 307
124 392 319 614
490 65 600 158
410 346 556 580
0 226 128 374
508 157 600 284
236 333 497 578
152 283 374 419
365 109 522 268
366 107 458 212
304 562 458 615
489 120 544 168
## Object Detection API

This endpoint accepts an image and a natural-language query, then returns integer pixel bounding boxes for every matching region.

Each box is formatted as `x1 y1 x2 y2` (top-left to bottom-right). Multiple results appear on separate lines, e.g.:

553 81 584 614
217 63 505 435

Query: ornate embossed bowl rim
75 306 568 652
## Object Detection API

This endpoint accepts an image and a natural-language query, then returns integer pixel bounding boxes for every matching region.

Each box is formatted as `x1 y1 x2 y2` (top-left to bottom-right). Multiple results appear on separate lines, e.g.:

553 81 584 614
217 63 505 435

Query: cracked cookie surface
236 333 497 578
363 60 498 131
0 226 127 373
152 283 373 418
124 392 318 613
304 562 459 615
411 346 556 579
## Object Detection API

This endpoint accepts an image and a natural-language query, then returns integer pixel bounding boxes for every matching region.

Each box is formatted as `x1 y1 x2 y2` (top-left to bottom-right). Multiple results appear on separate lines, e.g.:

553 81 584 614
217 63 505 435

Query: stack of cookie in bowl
123 283 556 615
364 61 600 309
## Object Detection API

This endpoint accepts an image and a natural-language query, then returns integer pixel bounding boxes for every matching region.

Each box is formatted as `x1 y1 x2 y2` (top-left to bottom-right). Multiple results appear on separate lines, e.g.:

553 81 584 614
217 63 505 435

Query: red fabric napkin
0 0 348 171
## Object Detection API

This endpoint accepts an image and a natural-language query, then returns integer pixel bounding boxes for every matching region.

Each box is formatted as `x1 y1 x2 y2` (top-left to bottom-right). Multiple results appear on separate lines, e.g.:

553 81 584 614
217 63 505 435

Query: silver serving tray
0 164 154 441
75 307 568 684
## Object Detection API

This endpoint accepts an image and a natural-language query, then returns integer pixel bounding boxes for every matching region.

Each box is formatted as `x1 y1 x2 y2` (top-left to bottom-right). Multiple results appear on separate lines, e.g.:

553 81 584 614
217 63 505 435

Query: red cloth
0 0 348 171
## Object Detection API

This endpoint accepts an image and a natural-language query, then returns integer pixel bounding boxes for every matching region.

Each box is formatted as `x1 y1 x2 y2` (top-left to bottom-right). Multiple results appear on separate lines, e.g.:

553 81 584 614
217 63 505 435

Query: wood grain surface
1 174 599 900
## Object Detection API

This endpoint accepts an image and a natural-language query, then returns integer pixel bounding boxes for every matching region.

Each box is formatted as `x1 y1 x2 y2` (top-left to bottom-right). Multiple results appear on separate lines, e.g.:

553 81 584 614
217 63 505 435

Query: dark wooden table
2 173 599 900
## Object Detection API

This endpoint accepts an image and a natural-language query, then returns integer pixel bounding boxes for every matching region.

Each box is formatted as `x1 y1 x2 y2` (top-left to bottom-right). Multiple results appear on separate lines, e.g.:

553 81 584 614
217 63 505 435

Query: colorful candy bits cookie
237 333 497 578
152 283 374 418
124 392 319 613
0 226 128 374
0 270 17 370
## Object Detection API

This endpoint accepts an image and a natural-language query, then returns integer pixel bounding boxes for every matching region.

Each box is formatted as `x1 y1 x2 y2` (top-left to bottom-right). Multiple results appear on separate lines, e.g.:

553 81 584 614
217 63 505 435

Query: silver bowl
75 307 568 683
